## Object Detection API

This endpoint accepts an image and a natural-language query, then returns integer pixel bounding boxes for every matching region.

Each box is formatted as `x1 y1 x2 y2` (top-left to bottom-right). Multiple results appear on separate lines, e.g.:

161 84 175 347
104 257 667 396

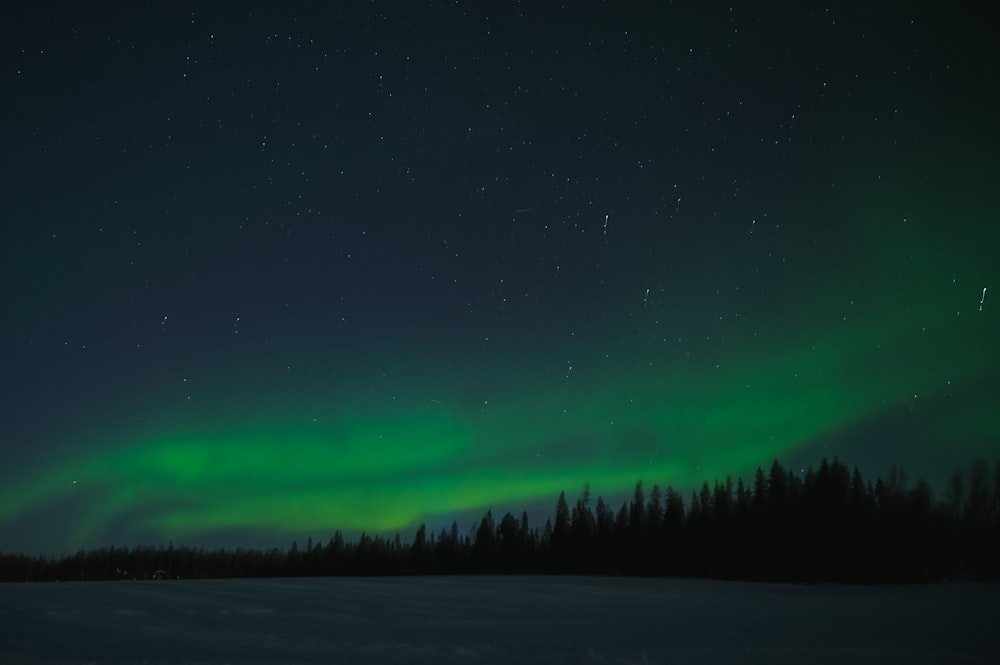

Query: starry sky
2 3 998 555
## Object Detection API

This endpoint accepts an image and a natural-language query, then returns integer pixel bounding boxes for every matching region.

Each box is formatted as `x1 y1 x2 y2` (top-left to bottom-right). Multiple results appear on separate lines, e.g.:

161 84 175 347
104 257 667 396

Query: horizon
3 454 991 560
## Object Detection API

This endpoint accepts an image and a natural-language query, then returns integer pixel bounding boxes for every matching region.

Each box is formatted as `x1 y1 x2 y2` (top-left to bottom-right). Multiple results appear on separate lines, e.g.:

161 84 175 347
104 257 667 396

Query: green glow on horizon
2 171 996 550
2 274 994 548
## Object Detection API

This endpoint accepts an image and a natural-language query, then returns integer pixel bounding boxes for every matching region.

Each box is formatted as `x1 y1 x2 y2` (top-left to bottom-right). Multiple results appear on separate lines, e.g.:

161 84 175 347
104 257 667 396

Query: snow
1 576 997 664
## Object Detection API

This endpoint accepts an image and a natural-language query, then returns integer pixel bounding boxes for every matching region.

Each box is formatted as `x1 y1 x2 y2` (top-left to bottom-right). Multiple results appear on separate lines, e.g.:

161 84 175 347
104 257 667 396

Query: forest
2 457 997 583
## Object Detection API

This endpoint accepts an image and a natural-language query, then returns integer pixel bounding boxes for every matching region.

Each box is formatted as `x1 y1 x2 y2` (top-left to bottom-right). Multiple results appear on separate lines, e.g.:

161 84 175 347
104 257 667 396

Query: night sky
2 3 997 555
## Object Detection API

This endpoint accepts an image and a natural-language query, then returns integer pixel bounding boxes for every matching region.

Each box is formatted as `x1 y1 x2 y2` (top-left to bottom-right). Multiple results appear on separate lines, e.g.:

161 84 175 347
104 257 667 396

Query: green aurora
2 4 998 554
4 232 995 547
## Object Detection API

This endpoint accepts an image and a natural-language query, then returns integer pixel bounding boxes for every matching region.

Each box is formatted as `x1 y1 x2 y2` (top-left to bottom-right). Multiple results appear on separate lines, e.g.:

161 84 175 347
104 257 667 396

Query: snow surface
1 576 997 664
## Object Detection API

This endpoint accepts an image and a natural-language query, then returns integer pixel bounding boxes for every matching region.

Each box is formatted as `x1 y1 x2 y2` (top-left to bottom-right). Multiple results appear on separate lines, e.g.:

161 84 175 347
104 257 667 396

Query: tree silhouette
3 455 998 583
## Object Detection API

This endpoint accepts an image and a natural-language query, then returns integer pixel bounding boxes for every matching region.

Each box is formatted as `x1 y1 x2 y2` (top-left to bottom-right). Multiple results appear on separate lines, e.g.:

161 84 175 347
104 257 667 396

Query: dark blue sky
1 2 997 554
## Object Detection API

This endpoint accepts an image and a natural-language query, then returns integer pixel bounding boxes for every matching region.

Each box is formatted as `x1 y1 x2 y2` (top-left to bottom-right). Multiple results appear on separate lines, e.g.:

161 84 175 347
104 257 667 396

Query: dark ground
1 576 997 664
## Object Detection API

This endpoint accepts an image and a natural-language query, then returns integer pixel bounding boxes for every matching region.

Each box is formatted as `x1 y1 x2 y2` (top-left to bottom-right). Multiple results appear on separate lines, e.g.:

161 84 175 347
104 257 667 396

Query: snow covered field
1 575 997 664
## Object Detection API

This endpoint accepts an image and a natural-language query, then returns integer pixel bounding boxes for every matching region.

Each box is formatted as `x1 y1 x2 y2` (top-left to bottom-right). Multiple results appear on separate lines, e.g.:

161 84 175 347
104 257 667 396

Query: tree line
2 456 998 583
